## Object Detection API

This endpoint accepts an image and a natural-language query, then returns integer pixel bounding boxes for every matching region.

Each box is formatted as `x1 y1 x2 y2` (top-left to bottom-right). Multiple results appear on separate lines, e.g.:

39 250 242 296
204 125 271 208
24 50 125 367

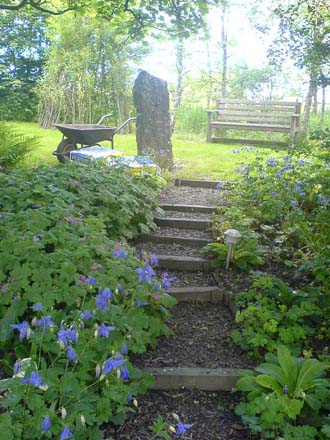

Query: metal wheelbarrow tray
53 114 136 163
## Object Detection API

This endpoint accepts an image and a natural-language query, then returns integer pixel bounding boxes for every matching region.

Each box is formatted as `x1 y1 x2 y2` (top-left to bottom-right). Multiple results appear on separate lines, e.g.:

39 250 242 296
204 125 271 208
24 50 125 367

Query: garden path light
224 229 241 269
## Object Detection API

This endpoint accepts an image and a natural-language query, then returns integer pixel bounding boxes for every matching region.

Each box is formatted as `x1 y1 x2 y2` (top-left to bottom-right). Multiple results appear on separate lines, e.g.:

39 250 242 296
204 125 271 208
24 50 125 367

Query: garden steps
159 203 216 214
146 367 241 391
135 179 247 393
154 217 212 230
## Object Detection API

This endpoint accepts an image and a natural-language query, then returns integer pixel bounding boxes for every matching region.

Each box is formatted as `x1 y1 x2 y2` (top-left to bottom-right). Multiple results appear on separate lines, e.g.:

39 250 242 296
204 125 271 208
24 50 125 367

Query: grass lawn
9 122 287 180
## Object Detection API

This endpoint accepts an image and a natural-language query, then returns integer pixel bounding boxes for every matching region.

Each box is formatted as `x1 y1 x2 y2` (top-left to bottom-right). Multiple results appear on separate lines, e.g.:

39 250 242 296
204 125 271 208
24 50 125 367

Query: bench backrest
216 99 301 127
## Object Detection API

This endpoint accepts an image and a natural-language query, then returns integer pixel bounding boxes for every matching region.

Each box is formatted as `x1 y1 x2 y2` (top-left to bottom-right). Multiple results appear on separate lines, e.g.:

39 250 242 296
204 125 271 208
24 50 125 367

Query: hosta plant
235 345 330 438
202 237 265 272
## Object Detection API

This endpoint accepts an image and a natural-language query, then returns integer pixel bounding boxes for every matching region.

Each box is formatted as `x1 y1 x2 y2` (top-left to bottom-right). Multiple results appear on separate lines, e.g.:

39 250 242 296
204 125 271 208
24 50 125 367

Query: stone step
168 286 223 303
155 217 211 230
159 203 216 214
157 255 212 272
140 234 210 248
146 367 241 391
175 178 222 189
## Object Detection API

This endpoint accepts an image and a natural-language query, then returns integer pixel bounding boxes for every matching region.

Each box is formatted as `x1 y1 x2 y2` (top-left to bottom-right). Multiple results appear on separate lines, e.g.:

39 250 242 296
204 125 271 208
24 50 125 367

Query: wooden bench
206 99 301 147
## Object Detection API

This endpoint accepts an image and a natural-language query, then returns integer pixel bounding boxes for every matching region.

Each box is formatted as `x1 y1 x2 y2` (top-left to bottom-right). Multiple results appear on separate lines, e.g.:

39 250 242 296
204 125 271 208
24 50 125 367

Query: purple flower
67 346 78 363
57 326 78 347
127 393 132 402
112 245 127 259
175 422 193 436
13 360 21 375
102 357 126 375
121 343 128 355
37 316 55 333
120 366 130 381
267 157 277 167
11 321 30 342
154 282 160 292
161 272 176 291
279 165 294 174
297 159 305 166
1 284 7 294
60 426 74 440
31 204 41 209
241 146 256 151
0 213 3 219
98 323 116 338
136 264 155 283
81 310 94 319
84 276 96 286
283 385 289 395
31 303 44 311
95 288 113 311
42 416 51 433
21 371 44 387
117 283 123 294
231 149 240 154
271 191 278 197
318 194 330 205
33 235 40 243
216 182 224 189
149 254 159 267
282 156 291 162
136 300 149 307
291 200 298 207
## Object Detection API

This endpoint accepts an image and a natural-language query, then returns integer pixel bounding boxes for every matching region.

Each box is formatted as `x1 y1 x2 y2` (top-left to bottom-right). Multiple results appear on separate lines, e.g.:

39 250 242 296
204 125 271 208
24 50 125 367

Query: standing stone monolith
133 71 173 169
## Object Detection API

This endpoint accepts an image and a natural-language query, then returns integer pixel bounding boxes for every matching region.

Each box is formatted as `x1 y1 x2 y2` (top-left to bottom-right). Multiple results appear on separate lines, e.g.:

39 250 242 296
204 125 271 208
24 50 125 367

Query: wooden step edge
145 367 243 391
159 203 217 214
168 286 223 303
139 234 210 248
174 178 224 189
155 217 212 231
157 255 213 272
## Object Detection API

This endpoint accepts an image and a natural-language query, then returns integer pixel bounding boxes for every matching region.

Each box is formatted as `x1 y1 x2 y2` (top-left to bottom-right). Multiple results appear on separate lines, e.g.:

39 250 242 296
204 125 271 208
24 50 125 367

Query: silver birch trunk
170 38 184 134
221 11 228 98
302 72 317 134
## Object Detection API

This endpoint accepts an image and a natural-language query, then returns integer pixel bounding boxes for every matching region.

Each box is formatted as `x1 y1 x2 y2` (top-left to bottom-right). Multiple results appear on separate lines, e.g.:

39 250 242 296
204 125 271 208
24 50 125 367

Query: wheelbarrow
53 114 136 163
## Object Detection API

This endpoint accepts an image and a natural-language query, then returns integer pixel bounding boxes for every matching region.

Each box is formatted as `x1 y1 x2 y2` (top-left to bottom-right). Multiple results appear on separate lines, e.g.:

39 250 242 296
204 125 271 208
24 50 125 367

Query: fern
0 123 38 169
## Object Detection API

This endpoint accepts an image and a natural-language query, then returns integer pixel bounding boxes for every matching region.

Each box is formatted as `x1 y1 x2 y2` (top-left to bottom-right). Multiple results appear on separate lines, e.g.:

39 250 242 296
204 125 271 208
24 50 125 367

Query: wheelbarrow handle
115 117 137 133
96 114 113 125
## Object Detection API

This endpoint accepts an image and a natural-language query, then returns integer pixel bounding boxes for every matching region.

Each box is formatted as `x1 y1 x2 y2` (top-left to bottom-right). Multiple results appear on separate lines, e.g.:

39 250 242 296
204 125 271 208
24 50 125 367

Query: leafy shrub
0 123 38 168
310 126 330 147
202 237 265 272
232 275 327 357
235 345 330 439
0 163 176 438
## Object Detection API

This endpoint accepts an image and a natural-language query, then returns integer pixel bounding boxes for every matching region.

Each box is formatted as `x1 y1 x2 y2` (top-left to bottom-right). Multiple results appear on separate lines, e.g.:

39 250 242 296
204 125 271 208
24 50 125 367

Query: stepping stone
175 178 222 189
146 367 241 391
159 203 216 214
157 255 212 272
140 234 210 248
168 286 223 303
155 217 211 230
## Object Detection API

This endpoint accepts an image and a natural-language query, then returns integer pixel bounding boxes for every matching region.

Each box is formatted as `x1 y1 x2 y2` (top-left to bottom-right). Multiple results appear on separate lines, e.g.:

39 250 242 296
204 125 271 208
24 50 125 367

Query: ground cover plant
0 163 178 438
208 143 330 438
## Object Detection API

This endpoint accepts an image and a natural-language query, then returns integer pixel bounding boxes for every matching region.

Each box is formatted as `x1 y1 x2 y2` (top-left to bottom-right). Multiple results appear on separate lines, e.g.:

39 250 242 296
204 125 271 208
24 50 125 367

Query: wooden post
206 111 212 142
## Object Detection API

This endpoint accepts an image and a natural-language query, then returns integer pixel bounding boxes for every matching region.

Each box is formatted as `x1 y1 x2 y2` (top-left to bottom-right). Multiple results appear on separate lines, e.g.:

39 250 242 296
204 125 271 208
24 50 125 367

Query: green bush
0 164 176 438
0 123 38 169
235 345 330 439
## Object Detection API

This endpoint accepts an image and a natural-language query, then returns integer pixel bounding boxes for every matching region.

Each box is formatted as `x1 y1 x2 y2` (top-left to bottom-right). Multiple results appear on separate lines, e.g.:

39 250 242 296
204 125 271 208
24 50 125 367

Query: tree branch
0 0 74 15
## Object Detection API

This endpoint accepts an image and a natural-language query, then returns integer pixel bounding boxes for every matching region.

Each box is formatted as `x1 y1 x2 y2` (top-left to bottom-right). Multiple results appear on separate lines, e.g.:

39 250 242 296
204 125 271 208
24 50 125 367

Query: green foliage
202 237 265 272
310 126 330 147
0 162 177 438
232 275 329 357
0 10 48 121
235 345 330 438
0 123 38 168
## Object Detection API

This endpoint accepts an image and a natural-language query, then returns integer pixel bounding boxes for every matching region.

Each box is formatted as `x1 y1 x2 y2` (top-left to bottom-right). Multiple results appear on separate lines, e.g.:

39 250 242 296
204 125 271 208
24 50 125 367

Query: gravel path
159 184 229 206
156 270 216 287
157 210 213 220
104 389 248 440
134 241 205 257
133 302 254 369
154 226 212 240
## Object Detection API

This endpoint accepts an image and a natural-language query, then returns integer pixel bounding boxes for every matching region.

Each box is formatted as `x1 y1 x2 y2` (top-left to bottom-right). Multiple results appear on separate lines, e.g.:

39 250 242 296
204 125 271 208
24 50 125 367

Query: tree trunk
321 86 326 122
133 71 173 169
221 10 228 98
312 87 318 114
170 38 184 134
302 72 318 134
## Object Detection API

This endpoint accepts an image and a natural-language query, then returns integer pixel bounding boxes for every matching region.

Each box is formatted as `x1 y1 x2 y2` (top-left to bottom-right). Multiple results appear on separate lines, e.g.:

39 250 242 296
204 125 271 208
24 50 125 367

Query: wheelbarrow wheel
56 139 77 163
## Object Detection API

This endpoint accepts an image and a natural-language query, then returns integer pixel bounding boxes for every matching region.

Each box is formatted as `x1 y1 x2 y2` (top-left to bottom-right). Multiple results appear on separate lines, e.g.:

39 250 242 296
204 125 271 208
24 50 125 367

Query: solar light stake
224 229 241 270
